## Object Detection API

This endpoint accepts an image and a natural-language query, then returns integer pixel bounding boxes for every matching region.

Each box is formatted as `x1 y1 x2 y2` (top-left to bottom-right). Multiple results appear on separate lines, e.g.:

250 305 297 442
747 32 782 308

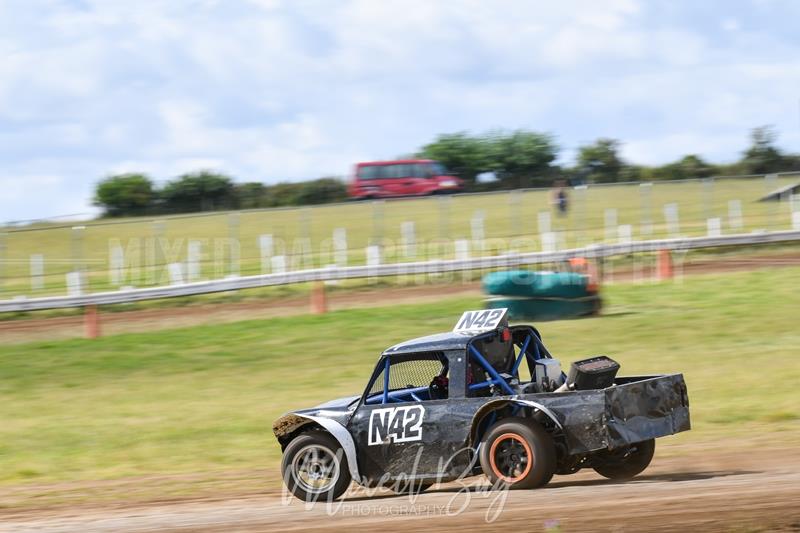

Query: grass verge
0 267 798 491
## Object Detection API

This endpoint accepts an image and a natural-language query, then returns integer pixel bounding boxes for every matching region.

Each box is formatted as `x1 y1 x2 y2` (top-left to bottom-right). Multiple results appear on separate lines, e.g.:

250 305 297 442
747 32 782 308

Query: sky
1 0 800 221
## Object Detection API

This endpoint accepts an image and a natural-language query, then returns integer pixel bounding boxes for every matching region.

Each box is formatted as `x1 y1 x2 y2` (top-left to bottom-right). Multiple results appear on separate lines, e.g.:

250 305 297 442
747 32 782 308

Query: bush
293 178 348 205
234 182 268 209
94 174 155 217
161 171 235 213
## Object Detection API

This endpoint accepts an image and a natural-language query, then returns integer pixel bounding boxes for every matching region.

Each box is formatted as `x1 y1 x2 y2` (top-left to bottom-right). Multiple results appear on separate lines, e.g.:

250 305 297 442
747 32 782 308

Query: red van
348 160 463 199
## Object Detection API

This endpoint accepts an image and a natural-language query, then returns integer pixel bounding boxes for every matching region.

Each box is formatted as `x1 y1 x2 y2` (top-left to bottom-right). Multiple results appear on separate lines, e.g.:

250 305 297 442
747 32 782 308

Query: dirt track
2 448 799 532
2 252 800 531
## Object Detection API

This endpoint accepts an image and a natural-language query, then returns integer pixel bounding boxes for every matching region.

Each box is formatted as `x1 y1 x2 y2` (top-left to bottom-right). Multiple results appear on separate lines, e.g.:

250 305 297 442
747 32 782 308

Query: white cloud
722 18 741 32
0 0 800 220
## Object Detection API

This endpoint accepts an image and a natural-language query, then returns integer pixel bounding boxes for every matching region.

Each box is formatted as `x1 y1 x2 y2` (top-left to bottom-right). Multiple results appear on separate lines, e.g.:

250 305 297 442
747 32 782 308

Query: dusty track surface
2 448 799 532
2 252 800 344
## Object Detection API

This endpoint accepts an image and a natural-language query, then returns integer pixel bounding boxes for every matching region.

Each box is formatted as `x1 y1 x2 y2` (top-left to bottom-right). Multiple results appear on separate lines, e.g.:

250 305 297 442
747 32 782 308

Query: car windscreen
358 163 432 180
430 162 448 175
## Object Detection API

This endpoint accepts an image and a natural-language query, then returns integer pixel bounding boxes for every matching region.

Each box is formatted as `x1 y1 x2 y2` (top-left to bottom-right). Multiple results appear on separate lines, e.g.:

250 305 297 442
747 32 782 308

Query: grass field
1 175 798 297
0 267 798 491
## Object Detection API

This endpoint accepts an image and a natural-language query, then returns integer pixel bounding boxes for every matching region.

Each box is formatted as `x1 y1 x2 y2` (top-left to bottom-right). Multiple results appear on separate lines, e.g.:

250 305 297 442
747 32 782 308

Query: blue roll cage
367 330 547 405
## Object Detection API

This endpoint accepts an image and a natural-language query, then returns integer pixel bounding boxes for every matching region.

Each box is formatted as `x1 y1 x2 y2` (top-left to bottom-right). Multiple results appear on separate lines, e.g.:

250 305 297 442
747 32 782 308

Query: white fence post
541 232 556 253
366 245 381 282
664 203 680 238
187 240 202 282
728 200 743 230
333 228 348 267
291 238 313 271
618 224 632 244
66 271 83 296
366 245 381 267
168 263 185 285
538 211 551 235
401 221 416 259
109 245 124 286
454 239 470 261
707 218 722 237
271 255 286 274
30 254 44 291
259 234 273 274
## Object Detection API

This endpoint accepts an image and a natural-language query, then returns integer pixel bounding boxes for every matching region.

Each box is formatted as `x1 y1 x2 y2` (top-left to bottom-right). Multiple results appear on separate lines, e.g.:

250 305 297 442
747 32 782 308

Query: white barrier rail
2 229 799 313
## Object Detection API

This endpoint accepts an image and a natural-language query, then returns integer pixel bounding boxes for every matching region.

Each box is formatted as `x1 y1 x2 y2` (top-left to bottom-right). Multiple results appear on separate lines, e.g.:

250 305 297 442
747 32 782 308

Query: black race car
273 309 690 501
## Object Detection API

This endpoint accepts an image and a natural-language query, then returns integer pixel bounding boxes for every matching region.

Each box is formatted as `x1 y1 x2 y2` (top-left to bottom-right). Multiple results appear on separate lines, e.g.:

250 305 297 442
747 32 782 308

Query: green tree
93 173 155 217
486 130 559 188
261 182 302 207
161 171 235 213
577 138 624 183
619 165 645 182
234 182 268 209
676 154 715 178
647 155 716 181
740 126 785 175
418 132 489 187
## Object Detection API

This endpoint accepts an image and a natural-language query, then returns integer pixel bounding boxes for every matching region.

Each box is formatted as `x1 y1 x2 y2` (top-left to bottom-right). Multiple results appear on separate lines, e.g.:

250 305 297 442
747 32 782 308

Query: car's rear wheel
281 431 352 502
593 439 655 480
479 417 556 489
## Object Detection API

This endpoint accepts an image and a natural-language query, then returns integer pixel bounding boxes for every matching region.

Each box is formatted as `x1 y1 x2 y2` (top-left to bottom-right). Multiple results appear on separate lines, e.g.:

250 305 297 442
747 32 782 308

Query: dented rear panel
527 373 690 454
603 374 690 450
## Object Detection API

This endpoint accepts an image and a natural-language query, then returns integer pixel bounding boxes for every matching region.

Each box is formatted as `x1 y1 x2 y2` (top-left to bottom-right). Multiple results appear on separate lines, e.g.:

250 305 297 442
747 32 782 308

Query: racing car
273 308 690 501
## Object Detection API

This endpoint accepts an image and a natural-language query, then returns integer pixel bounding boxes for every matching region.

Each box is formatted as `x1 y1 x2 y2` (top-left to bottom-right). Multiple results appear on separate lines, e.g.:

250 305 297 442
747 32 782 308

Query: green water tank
482 270 601 321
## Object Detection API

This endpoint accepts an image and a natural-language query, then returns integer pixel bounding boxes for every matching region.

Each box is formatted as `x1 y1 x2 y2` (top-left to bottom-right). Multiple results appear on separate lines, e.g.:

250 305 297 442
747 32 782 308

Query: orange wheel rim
488 432 533 483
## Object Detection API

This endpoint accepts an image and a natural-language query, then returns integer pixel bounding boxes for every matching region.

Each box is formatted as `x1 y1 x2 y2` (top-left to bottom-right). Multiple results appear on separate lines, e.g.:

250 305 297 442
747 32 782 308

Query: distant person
552 180 569 216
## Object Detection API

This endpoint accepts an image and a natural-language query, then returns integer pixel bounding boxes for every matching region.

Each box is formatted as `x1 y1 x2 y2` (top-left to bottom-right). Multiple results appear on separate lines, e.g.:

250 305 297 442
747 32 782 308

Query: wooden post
85 305 101 339
310 282 327 314
657 249 673 280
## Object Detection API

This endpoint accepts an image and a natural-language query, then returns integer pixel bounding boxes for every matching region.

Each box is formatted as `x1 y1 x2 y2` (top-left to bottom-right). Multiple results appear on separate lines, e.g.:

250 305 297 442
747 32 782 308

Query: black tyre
479 417 556 489
281 431 352 502
593 439 655 480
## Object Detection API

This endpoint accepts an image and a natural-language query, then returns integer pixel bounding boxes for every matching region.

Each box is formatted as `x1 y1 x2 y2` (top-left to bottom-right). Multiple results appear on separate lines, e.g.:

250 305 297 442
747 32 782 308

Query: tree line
94 126 800 217
418 125 800 188
94 173 347 217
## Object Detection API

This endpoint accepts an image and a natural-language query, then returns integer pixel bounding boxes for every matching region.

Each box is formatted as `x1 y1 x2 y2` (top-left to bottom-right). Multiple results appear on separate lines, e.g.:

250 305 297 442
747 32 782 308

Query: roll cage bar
362 326 555 405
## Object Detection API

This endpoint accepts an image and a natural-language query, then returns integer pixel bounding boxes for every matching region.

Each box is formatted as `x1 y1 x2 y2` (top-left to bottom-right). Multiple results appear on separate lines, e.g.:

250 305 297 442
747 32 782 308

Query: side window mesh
387 359 444 390
368 353 446 396
368 368 385 396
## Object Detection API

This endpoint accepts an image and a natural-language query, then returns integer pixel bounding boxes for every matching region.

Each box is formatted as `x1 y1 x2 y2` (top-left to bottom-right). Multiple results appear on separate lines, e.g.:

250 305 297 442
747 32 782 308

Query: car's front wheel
479 417 556 489
281 431 352 501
